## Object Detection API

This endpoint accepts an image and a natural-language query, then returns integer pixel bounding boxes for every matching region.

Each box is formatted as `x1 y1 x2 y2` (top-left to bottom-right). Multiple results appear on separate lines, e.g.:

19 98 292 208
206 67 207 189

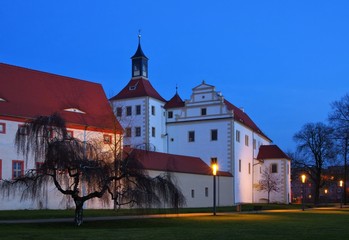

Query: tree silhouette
257 167 280 204
0 114 185 226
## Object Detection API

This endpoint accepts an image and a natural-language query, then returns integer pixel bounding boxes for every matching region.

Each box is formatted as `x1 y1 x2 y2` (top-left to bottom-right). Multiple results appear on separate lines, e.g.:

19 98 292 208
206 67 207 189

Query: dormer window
64 108 86 114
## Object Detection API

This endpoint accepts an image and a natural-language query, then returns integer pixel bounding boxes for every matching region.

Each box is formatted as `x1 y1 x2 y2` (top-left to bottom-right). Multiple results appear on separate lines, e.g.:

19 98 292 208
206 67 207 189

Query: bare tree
293 122 335 205
0 114 185 226
329 93 349 204
257 167 280 204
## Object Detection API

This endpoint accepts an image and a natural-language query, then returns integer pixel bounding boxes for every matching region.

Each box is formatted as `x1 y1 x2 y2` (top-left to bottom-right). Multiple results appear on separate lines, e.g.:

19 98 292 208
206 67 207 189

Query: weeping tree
257 167 280 204
0 114 185 226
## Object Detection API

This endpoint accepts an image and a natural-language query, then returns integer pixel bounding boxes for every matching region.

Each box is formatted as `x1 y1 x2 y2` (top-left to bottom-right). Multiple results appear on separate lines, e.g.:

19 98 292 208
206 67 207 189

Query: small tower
131 33 148 78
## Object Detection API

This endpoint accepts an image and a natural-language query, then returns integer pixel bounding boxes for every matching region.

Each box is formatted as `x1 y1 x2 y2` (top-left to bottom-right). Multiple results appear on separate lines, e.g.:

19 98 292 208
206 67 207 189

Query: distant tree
257 167 280 204
328 93 349 204
293 122 335 205
0 114 185 226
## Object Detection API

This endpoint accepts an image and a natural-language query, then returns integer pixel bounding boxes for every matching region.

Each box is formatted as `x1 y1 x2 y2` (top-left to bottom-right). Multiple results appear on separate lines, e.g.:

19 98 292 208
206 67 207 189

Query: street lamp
301 174 306 211
211 159 218 216
339 180 344 208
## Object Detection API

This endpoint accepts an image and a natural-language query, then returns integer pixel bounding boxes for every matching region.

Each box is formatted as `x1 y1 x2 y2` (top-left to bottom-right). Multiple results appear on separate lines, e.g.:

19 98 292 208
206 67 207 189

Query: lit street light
301 174 306 211
211 159 218 216
339 180 344 208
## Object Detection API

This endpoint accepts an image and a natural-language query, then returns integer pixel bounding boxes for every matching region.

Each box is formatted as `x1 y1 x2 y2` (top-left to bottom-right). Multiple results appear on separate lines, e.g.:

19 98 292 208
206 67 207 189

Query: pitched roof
0 63 122 133
164 93 185 109
224 99 270 141
131 42 148 60
125 148 232 176
256 145 290 160
109 77 165 102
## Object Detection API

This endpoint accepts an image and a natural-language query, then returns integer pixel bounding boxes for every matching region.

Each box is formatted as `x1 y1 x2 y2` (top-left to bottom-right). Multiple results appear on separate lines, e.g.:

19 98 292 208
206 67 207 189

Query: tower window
245 135 249 146
236 130 240 142
126 106 132 116
271 164 278 173
201 108 207 116
152 127 156 137
136 105 141 115
151 106 155 115
253 139 256 150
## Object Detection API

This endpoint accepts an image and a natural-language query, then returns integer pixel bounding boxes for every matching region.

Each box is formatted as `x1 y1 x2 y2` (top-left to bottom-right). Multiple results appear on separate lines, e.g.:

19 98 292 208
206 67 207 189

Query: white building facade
110 40 291 204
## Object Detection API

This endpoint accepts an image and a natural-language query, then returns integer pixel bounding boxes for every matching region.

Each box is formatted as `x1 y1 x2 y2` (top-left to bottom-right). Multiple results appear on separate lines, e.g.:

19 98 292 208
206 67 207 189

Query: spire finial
176 84 178 94
138 29 142 44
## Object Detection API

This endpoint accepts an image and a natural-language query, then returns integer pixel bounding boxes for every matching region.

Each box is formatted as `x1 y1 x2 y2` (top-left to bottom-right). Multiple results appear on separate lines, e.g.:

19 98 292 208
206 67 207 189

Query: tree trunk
74 198 84 226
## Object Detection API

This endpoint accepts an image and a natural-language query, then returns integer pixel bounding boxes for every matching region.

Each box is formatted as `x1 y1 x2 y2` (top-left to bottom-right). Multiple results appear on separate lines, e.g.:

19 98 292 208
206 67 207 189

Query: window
211 129 218 141
188 131 195 142
116 107 122 117
201 108 207 116
191 189 195 198
239 159 241 172
136 105 141 115
152 127 156 137
36 162 44 174
236 130 240 142
125 128 131 137
18 125 28 135
253 139 256 150
205 187 209 197
126 106 132 116
271 164 278 173
135 127 141 137
151 106 155 115
0 123 5 134
245 135 249 146
12 160 24 179
103 134 112 144
168 111 173 119
248 163 251 174
0 159 2 179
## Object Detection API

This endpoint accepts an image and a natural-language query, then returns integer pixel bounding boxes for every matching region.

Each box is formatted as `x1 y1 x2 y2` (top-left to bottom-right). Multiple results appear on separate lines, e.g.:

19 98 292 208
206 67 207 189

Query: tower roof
164 92 185 109
109 77 165 102
131 35 148 59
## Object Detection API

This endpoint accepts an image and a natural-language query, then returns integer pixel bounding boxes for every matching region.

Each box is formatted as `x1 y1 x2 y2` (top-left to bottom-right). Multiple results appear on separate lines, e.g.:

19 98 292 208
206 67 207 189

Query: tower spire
131 31 148 79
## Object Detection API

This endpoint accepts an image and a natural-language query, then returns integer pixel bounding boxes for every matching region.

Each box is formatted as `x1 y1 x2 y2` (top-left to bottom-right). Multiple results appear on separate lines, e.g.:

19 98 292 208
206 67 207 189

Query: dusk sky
1 1 349 152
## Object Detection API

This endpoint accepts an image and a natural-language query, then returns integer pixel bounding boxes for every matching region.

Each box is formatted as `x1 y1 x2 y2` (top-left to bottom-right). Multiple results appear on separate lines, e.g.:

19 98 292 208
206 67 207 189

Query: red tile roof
125 148 232 176
164 93 185 109
224 99 271 141
109 77 165 102
0 63 122 133
256 145 290 160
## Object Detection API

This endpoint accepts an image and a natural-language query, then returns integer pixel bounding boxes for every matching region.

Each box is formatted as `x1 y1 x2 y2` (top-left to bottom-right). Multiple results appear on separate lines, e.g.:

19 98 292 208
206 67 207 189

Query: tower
131 34 148 78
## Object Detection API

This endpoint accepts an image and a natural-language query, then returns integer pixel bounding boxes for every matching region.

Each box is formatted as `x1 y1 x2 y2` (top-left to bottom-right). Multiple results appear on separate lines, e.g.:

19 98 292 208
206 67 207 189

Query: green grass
0 208 348 240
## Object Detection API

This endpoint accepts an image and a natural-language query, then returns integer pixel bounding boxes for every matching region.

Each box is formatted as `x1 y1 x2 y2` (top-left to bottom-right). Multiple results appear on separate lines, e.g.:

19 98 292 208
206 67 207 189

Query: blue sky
1 1 349 152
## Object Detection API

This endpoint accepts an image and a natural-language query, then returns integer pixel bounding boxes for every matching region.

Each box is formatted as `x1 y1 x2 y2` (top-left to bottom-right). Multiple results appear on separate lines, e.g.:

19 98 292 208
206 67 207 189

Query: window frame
103 134 112 144
205 187 209 197
151 106 155 116
188 131 195 142
18 124 29 135
136 105 141 115
191 189 195 198
239 159 241 172
168 111 173 119
12 160 24 179
245 135 249 146
116 107 122 117
0 123 6 134
236 130 240 142
211 129 218 141
151 127 156 137
126 106 132 116
125 127 132 138
271 163 278 173
135 127 141 137
201 108 207 116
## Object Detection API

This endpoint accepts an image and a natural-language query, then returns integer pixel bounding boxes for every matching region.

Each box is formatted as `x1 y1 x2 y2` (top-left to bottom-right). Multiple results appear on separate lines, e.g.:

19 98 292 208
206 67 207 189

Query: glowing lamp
301 174 306 184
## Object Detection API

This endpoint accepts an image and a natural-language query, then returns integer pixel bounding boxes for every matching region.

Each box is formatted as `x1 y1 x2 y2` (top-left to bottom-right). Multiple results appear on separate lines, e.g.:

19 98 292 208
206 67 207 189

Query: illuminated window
236 130 240 142
103 134 112 144
12 160 24 179
211 129 218 141
188 131 195 142
0 123 5 134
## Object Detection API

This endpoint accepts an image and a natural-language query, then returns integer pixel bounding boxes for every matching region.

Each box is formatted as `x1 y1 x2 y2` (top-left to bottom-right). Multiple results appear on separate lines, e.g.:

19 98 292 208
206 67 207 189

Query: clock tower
131 34 148 78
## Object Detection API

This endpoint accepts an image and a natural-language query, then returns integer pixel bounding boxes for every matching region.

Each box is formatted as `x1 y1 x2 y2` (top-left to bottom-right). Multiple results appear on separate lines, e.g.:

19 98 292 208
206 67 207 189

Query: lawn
0 208 348 240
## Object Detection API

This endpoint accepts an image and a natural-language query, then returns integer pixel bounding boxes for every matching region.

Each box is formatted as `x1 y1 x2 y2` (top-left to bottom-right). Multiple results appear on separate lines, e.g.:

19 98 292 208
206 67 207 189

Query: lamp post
211 161 218 216
301 174 306 211
339 180 343 208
